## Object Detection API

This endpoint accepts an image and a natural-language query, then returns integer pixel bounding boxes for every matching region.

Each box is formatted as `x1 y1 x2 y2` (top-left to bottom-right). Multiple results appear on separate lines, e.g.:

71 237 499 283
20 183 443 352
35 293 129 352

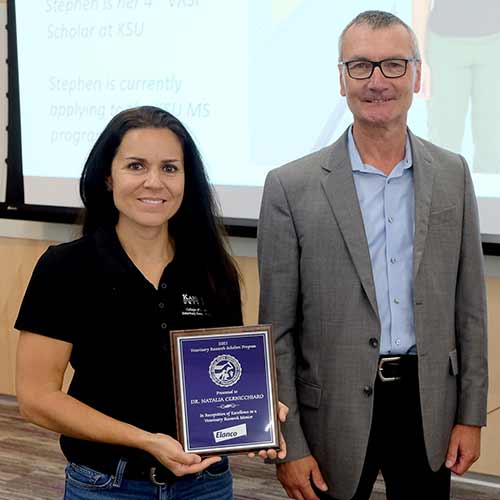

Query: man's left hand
248 401 289 460
445 424 481 475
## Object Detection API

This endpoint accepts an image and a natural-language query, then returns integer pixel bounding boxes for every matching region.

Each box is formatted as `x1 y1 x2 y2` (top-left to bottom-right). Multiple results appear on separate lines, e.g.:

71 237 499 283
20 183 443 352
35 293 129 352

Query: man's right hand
276 455 328 500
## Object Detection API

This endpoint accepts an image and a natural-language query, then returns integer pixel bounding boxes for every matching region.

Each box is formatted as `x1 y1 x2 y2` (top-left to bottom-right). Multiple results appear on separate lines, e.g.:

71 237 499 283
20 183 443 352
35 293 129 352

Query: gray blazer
258 129 488 500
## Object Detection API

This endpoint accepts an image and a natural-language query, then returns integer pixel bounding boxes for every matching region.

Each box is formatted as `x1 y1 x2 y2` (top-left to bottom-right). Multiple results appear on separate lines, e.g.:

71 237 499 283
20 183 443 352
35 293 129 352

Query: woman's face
108 127 185 232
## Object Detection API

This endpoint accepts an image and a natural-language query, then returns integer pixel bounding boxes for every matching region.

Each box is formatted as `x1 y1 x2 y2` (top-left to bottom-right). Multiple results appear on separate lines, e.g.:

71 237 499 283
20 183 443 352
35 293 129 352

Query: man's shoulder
268 142 340 183
411 133 465 169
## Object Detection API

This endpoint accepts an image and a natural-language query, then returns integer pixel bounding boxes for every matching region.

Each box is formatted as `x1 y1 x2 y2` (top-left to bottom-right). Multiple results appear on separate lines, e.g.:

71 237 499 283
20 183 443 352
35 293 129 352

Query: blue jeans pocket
202 457 231 479
177 458 232 500
65 463 114 490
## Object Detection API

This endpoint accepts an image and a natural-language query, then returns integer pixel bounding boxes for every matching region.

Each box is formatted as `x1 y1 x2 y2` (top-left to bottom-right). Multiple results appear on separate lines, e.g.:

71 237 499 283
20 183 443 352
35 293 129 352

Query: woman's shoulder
37 234 98 273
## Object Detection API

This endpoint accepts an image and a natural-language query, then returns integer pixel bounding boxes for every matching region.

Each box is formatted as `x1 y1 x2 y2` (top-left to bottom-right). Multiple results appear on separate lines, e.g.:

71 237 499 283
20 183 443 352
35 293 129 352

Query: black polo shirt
15 227 242 467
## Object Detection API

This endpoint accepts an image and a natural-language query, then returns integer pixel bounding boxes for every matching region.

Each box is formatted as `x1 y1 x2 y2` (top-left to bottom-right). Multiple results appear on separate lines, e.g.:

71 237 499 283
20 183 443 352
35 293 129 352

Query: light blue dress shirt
347 127 416 355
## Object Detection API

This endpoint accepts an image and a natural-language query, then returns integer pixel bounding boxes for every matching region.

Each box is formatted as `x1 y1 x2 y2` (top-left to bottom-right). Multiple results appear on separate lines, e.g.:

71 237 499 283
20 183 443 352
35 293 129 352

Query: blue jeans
63 457 233 500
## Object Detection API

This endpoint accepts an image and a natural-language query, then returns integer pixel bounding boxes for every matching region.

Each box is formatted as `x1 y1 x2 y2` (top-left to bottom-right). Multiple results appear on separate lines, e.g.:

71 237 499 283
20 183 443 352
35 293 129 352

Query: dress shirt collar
348 125 413 175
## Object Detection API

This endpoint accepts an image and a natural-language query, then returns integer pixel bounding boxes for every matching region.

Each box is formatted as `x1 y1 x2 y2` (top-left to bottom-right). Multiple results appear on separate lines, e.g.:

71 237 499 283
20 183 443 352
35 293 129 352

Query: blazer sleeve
455 157 488 426
258 169 311 461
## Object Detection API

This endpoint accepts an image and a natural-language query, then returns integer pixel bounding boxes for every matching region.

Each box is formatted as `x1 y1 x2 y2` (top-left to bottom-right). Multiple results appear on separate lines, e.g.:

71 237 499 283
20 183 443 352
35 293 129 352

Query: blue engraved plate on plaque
177 331 275 453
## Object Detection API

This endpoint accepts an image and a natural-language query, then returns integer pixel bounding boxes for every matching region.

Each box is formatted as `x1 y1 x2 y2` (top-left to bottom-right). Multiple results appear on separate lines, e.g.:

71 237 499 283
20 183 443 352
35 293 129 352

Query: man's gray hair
338 10 421 62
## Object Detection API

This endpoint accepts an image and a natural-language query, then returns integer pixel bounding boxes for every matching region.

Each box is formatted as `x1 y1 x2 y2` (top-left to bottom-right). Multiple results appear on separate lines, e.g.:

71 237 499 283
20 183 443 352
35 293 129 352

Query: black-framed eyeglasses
339 58 419 80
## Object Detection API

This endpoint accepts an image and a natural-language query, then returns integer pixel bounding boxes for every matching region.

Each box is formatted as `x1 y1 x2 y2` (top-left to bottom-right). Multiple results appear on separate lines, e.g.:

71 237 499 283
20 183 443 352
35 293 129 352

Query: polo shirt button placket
159 282 168 331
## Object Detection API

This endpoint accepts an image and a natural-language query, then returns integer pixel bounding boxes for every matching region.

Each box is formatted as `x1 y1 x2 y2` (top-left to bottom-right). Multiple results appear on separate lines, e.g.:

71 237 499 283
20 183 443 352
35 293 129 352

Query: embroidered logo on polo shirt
181 293 209 316
183 294 201 306
209 354 242 387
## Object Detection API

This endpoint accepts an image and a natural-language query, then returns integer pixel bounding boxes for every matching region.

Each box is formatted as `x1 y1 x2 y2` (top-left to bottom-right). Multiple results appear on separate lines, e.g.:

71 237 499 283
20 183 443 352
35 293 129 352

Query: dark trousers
317 357 451 500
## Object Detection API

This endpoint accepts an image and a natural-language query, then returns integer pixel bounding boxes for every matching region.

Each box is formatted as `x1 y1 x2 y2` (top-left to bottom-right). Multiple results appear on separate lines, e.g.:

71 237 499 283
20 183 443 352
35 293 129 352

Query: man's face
338 23 421 129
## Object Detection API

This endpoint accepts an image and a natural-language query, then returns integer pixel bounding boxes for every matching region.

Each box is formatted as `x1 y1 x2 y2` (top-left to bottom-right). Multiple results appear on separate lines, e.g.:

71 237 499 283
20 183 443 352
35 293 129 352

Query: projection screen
4 0 500 243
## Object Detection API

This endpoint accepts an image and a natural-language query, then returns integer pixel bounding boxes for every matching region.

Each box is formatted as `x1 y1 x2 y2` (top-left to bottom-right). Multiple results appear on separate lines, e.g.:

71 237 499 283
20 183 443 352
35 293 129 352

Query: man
258 10 487 500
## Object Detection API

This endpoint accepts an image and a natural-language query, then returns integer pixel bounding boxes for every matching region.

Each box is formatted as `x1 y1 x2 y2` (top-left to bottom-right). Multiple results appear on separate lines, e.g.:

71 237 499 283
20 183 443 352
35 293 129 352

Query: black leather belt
82 457 177 485
377 355 417 383
125 461 176 485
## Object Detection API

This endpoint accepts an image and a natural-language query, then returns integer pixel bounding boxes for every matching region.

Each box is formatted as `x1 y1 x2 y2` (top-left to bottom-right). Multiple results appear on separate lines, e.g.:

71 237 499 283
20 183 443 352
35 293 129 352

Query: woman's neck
115 219 174 287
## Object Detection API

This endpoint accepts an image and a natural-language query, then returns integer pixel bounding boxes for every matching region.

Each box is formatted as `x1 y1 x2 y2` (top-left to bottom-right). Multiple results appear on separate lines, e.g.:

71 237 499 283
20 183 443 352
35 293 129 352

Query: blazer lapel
320 131 379 320
409 132 435 279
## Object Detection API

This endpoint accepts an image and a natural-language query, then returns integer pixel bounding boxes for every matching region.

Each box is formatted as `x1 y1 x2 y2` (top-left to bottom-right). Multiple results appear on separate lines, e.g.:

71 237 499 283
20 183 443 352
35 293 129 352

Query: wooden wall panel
472 405 500 476
1 236 499 475
0 237 52 394
237 256 259 325
486 278 500 413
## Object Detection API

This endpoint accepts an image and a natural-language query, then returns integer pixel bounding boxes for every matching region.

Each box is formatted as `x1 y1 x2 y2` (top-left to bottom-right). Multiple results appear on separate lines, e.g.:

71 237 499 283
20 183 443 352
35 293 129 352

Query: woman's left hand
248 401 289 460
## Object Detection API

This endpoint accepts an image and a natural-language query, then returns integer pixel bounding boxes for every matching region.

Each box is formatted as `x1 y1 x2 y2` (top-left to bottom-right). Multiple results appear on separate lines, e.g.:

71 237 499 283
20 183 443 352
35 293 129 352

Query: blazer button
369 338 378 348
363 385 373 396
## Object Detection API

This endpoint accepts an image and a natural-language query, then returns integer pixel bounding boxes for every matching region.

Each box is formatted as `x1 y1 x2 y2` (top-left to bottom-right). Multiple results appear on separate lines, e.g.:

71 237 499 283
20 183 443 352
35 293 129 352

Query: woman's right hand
16 332 221 478
144 433 222 476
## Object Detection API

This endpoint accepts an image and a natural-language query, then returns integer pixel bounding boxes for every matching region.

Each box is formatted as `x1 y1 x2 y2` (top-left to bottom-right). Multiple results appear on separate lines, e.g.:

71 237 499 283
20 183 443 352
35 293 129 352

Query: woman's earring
105 180 113 192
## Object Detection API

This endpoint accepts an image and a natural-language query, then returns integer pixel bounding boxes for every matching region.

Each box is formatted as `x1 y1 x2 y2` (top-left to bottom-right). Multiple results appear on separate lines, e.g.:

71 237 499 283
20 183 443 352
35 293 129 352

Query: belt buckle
378 356 402 383
149 466 167 486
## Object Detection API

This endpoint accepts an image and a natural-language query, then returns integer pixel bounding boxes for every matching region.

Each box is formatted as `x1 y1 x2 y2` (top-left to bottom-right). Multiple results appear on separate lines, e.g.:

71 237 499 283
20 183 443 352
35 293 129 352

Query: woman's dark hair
80 105 240 313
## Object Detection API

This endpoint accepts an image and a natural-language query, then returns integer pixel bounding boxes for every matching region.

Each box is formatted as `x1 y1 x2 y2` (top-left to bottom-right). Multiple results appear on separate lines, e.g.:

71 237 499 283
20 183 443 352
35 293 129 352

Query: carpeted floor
1 396 499 499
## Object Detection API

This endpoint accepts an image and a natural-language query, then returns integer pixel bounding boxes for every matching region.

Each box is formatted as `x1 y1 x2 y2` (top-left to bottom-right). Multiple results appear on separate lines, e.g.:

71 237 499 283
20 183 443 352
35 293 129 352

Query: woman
15 106 286 499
